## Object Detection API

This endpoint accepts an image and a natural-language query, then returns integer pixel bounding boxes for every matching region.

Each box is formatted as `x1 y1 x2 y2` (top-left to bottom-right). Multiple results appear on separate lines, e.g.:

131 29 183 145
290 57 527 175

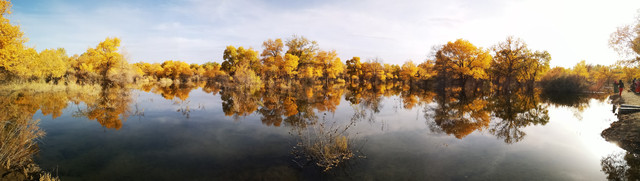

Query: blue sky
7 0 640 67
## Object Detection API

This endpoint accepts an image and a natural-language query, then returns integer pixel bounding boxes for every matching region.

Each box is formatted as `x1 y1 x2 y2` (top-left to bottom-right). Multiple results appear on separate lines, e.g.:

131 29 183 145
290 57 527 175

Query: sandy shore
602 90 640 153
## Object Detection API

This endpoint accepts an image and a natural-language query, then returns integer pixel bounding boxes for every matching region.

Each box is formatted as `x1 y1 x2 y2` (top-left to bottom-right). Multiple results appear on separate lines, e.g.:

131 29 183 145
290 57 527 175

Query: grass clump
0 120 43 169
292 120 357 172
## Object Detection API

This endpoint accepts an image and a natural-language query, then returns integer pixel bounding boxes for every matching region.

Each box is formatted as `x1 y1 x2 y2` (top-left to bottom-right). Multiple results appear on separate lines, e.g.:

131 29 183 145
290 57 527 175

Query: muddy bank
0 167 27 181
0 164 58 181
602 91 640 153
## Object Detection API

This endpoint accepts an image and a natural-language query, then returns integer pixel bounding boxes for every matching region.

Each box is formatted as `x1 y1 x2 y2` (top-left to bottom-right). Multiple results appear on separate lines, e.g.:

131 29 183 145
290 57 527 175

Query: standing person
634 78 637 93
614 81 619 93
636 78 640 93
619 80 625 96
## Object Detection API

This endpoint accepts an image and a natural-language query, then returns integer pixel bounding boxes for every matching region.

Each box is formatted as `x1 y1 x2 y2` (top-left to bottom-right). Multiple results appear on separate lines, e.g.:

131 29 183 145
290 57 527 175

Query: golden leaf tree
260 38 284 80
76 37 138 84
400 61 418 84
491 36 550 92
610 13 640 63
0 0 28 80
345 57 363 82
434 39 492 87
221 46 261 76
316 50 344 82
286 35 318 80
280 53 299 80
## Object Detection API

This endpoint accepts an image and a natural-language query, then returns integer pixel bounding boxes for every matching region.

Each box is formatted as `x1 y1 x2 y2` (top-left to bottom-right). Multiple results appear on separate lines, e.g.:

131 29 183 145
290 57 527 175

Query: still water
17 83 626 180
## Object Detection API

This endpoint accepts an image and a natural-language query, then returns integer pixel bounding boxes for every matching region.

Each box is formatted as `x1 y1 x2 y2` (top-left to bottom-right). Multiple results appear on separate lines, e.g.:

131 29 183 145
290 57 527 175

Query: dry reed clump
0 119 44 169
309 136 352 172
38 172 60 181
0 119 59 181
294 121 356 172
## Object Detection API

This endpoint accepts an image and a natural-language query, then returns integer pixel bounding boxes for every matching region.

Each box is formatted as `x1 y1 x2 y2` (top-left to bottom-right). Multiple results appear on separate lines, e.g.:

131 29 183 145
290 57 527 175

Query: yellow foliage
0 0 27 78
160 60 193 80
400 61 418 82
281 54 299 79
435 39 491 80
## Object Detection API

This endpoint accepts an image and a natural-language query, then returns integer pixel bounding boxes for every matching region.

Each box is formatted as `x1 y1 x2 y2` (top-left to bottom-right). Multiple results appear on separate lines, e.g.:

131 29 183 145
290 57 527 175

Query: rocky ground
602 90 640 153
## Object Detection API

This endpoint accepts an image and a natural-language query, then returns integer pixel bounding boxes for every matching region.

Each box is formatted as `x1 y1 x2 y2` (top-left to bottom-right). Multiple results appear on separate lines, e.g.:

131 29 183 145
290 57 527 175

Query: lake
3 82 628 180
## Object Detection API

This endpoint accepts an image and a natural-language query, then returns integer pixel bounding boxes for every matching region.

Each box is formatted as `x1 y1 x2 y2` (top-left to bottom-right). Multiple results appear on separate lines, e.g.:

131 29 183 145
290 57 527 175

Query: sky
7 0 640 68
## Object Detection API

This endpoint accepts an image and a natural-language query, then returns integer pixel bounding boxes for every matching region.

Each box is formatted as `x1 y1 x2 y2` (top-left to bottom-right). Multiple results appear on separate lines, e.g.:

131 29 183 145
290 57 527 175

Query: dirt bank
602 91 640 153
0 165 58 181
0 167 27 181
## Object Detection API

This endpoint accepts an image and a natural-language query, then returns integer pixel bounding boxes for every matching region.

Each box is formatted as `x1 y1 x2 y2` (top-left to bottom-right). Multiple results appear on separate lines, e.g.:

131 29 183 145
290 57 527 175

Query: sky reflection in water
26 84 623 180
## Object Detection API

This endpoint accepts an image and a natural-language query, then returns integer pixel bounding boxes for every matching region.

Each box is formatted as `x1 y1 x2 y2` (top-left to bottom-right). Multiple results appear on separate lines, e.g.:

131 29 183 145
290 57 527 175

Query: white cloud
10 0 640 67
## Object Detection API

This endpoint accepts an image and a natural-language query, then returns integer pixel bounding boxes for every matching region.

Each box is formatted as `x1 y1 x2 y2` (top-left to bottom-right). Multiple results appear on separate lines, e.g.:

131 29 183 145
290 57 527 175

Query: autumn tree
434 39 491 89
190 63 205 80
260 38 284 80
417 60 436 82
159 60 193 81
520 50 551 90
221 46 260 76
384 63 400 81
0 1 70 82
280 53 299 80
362 59 386 84
400 61 418 84
592 65 623 91
0 0 27 80
75 37 139 84
572 60 590 79
9 48 37 79
316 50 344 83
286 35 318 64
202 62 225 79
345 57 363 82
286 35 318 80
87 38 123 79
491 36 550 92
135 62 163 79
610 13 640 63
37 48 69 81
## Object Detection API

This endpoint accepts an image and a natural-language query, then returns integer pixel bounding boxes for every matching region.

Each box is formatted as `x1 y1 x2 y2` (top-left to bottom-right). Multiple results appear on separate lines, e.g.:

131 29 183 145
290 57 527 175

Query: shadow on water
540 91 608 108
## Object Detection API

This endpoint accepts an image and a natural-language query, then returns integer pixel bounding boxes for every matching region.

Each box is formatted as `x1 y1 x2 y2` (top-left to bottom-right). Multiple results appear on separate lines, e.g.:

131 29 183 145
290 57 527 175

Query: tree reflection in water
601 152 640 181
0 84 102 179
424 87 554 144
424 87 491 139
0 80 610 173
488 89 550 144
541 92 609 121
74 84 133 130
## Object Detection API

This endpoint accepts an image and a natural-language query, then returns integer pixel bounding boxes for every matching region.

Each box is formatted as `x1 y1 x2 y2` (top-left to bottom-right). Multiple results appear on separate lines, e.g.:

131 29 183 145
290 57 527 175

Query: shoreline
602 90 640 153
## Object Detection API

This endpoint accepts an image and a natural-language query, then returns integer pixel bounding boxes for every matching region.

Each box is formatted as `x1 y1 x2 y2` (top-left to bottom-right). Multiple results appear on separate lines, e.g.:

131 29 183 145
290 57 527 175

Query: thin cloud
8 0 640 67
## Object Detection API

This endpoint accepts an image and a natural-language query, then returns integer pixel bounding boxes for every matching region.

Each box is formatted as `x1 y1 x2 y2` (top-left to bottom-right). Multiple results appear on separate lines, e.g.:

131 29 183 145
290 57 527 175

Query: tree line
0 0 635 93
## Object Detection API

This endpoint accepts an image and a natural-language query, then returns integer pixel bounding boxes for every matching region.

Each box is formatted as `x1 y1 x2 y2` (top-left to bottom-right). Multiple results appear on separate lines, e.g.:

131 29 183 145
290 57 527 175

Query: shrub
540 74 588 93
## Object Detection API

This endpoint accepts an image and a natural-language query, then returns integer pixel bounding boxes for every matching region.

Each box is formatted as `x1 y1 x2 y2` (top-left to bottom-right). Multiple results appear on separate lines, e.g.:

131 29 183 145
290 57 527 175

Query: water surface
10 83 626 180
